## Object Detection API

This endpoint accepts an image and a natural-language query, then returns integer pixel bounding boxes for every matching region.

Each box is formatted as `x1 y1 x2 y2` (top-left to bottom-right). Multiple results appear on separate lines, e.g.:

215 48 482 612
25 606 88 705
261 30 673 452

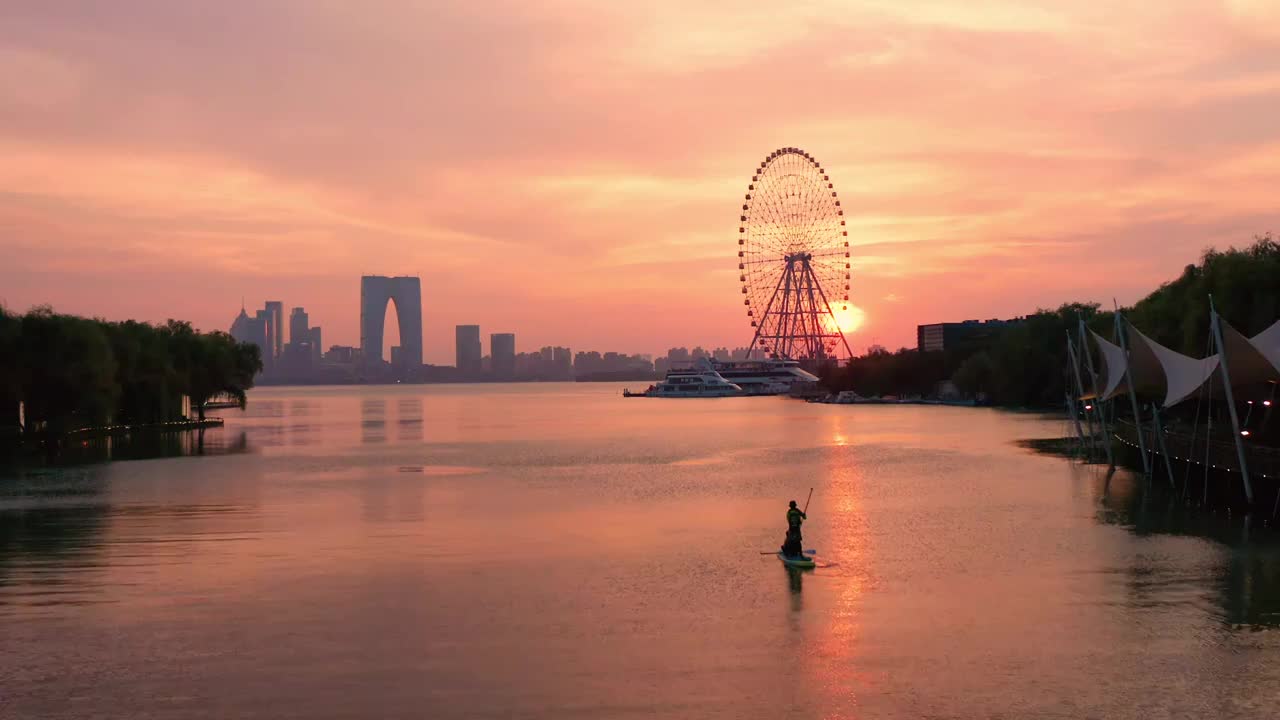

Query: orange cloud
1 1 1279 359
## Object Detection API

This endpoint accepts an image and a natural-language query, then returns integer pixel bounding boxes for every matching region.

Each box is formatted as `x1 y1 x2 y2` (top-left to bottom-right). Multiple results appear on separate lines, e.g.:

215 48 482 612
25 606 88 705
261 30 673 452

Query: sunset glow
3 1 1279 361
828 305 867 335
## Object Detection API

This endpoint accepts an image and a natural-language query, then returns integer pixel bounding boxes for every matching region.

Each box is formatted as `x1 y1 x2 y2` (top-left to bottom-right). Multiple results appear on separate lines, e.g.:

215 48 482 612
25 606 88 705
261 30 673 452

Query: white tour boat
624 361 743 398
709 358 820 395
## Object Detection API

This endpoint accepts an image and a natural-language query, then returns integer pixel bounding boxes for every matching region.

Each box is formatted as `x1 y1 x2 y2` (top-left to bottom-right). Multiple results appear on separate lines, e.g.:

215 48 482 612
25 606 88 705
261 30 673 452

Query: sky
2 1 1279 363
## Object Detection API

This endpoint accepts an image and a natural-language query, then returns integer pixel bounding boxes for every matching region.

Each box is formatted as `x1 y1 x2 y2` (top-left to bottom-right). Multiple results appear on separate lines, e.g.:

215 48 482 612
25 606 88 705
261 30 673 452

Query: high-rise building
491 333 515 379
264 301 284 359
456 325 482 375
552 347 572 379
289 307 309 346
309 327 322 363
230 306 269 372
360 276 423 370
254 309 275 370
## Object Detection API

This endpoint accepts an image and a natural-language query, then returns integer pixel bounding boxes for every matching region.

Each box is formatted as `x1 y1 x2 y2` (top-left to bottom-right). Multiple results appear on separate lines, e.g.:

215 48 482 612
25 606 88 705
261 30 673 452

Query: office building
491 333 516 379
324 345 358 364
264 301 284 359
289 307 309 346
309 327 322 363
456 325 482 375
360 276 423 369
916 318 1023 353
230 306 270 370
552 347 572 379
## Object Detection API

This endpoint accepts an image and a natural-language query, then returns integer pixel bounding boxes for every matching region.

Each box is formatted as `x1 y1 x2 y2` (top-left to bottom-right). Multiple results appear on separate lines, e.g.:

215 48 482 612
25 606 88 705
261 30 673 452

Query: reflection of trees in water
1092 467 1280 628
0 470 110 592
50 430 249 464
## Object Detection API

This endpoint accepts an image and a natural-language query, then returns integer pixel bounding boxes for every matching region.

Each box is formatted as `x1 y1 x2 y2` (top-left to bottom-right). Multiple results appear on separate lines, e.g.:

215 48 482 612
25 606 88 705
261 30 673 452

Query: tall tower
264 301 284 359
359 276 423 369
455 325 481 375
289 307 309 346
490 333 515 379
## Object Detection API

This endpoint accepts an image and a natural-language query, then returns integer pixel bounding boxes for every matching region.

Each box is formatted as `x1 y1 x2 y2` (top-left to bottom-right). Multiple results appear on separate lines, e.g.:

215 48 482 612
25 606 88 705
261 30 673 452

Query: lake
3 383 1279 718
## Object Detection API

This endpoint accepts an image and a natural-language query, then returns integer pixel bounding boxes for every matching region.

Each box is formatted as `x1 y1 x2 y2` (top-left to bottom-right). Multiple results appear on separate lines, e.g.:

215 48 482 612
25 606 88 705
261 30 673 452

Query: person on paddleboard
781 500 806 558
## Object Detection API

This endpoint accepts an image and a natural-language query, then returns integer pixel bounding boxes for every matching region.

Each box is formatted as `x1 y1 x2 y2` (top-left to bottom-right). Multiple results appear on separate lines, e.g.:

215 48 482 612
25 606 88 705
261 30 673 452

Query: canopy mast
1209 296 1253 504
1079 317 1113 467
1115 308 1151 476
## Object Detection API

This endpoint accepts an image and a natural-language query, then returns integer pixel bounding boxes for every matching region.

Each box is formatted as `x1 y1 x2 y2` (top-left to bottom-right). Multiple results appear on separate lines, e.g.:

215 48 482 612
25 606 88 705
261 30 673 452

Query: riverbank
66 418 224 438
1023 423 1280 522
2 418 227 465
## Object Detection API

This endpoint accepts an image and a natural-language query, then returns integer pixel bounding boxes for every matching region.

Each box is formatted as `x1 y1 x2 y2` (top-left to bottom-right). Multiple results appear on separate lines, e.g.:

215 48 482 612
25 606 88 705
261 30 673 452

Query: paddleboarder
781 500 806 558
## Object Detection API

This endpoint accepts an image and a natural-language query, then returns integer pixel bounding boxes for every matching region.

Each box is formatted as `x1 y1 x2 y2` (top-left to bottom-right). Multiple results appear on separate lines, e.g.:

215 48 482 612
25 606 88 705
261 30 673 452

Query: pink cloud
2 1 1279 361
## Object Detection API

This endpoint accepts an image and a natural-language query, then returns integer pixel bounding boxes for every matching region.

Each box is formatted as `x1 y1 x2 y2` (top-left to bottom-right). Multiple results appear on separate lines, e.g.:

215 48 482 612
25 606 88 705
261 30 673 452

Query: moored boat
624 360 743 397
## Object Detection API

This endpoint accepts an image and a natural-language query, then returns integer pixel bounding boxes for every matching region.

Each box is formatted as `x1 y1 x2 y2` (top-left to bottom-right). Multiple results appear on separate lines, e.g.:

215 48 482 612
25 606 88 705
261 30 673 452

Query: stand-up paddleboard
777 552 815 569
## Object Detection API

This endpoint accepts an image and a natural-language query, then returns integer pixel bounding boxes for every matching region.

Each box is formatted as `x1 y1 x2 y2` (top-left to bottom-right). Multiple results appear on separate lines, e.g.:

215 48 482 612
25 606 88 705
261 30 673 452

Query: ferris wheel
738 147 854 360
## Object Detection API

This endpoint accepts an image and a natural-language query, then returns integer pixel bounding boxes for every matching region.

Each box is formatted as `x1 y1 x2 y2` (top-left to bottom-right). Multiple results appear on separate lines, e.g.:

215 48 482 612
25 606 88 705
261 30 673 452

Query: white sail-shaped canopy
1080 316 1280 408
1087 330 1129 401
1124 324 1219 407
1246 318 1280 373
1219 318 1280 384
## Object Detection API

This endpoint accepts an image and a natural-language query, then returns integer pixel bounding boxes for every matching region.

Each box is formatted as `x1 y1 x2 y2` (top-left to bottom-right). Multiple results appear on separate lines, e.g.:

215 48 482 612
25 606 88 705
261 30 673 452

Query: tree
953 351 995 397
183 330 262 421
0 307 20 436
103 320 180 424
17 308 118 441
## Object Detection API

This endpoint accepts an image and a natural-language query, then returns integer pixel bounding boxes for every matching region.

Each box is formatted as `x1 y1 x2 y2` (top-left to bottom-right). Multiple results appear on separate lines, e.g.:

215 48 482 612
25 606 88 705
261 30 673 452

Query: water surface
3 384 1280 718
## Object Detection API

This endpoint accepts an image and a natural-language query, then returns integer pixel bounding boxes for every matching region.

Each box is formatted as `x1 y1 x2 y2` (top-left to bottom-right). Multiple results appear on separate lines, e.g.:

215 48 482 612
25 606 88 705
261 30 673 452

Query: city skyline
4 2 1280 364
231 293 773 373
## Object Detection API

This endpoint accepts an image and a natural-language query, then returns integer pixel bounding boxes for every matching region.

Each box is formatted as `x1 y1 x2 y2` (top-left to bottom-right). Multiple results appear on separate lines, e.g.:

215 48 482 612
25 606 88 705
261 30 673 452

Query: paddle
759 549 817 555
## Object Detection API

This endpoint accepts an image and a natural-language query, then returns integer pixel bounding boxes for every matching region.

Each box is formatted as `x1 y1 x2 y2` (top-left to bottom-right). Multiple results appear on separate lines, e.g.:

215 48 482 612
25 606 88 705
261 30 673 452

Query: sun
826 304 865 334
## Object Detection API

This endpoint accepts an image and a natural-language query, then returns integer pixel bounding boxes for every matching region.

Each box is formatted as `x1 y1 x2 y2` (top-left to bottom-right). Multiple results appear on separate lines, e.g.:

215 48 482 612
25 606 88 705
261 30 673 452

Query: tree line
823 235 1280 407
1 307 262 452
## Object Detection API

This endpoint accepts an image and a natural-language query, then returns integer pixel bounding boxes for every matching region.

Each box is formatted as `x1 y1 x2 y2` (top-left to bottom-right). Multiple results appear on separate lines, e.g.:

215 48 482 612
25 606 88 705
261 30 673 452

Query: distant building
713 347 731 361
456 325 482 375
289 307 309 346
325 345 357 364
264 301 284 359
916 318 1023 353
552 347 572 379
360 276 423 372
390 346 403 368
491 333 516 379
309 327 322 363
230 306 270 371
574 350 654 379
